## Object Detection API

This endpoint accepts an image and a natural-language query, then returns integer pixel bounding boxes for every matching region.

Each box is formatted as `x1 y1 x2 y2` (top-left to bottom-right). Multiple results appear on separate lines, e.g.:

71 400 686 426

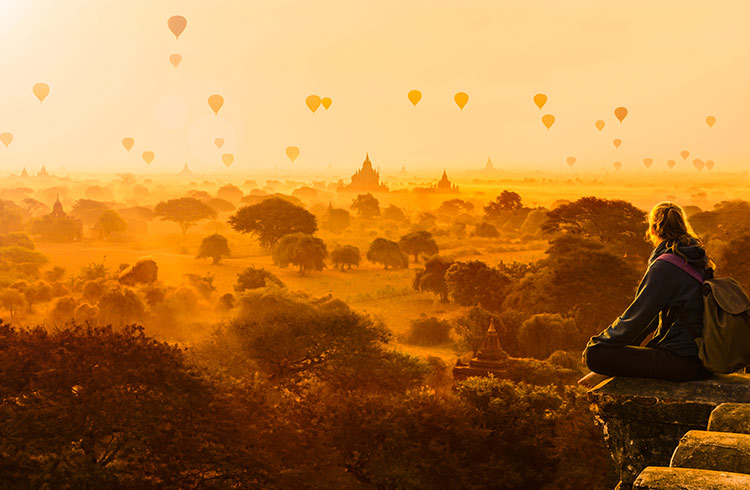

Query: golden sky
0 0 748 174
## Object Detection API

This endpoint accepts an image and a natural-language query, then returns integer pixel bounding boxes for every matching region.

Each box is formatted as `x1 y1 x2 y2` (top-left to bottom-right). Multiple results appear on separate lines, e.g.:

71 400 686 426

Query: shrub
405 315 452 346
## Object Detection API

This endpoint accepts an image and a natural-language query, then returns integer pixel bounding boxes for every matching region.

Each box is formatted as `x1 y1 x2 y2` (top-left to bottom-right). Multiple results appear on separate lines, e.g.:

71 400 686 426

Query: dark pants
584 343 713 382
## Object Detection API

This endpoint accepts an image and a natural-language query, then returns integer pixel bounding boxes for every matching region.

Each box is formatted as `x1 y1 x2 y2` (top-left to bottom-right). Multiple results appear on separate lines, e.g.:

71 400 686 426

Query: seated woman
578 201 714 388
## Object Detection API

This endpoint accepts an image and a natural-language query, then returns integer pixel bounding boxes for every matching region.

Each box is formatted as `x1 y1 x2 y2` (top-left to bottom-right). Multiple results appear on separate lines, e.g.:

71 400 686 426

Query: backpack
656 253 750 374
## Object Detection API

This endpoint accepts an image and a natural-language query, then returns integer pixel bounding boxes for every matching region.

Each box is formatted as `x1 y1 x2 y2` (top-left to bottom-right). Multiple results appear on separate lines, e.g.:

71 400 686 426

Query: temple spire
477 320 508 361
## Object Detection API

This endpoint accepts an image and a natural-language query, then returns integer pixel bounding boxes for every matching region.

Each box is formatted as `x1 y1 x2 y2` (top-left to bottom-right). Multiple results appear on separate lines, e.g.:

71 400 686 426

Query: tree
71 199 111 226
234 266 285 292
445 260 512 312
437 199 474 217
196 233 231 264
350 193 380 219
330 245 361 271
382 204 407 221
216 183 244 203
94 209 127 240
473 222 499 238
321 207 351 233
413 255 454 302
96 287 145 326
154 197 216 235
229 197 317 249
517 313 579 360
0 288 25 318
0 200 25 234
715 232 750 288
398 231 438 263
484 190 523 215
272 233 327 275
405 315 452 345
367 238 408 269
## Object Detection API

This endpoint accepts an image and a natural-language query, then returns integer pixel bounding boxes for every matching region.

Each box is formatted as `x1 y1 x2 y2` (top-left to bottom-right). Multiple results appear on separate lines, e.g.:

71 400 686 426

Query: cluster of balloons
167 16 187 68
306 95 332 113
533 94 555 129
405 90 469 110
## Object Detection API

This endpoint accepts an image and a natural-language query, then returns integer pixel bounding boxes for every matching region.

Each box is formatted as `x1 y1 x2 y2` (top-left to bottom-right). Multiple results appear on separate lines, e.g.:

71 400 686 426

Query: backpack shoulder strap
655 253 705 284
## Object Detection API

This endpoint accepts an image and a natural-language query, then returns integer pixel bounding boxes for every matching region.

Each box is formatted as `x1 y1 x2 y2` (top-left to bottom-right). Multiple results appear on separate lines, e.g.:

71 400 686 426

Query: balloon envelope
643 158 653 168
706 116 716 128
168 16 187 39
122 137 134 151
33 83 49 102
693 159 705 171
222 154 234 167
613 161 622 170
613 139 622 149
0 133 13 147
542 114 555 129
408 90 422 106
533 93 547 110
142 151 154 164
595 120 605 131
169 54 182 68
454 92 469 110
214 138 224 149
286 146 300 163
306 95 321 113
680 150 690 160
667 160 676 169
706 160 715 170
614 107 628 122
208 94 224 115
566 156 576 167
321 97 332 109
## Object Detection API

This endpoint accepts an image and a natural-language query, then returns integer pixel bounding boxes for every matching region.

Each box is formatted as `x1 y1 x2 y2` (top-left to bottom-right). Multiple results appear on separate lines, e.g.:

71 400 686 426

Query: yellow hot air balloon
408 89 422 106
541 114 555 129
614 106 628 122
454 92 469 110
613 161 622 170
33 83 49 103
533 94 547 110
693 159 705 171
566 156 576 167
122 137 134 151
208 94 224 115
214 138 224 149
706 116 716 128
169 54 182 68
595 120 605 132
168 15 187 39
667 160 676 169
643 158 653 168
306 95 321 113
285 146 300 163
222 153 234 167
0 133 13 147
705 160 715 170
613 139 622 149
680 150 690 160
321 97 332 110
143 151 154 165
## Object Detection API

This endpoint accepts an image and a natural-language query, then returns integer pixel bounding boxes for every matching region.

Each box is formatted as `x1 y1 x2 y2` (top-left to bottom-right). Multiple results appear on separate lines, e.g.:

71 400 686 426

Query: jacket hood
649 239 708 269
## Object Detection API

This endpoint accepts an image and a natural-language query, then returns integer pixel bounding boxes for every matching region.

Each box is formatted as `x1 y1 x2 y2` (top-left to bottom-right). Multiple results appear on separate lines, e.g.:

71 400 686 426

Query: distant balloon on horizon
168 16 187 39
286 146 300 163
142 151 154 164
122 137 134 151
408 90 422 106
542 114 555 129
454 92 469 110
613 139 622 149
613 161 622 170
33 83 49 103
667 160 676 169
693 159 705 171
680 150 690 160
614 106 628 123
169 54 182 68
214 138 224 149
706 116 716 128
321 97 332 110
0 133 13 147
222 153 234 167
643 158 653 168
533 93 547 110
306 95 321 113
566 156 576 167
595 120 605 132
705 160 715 170
208 94 224 115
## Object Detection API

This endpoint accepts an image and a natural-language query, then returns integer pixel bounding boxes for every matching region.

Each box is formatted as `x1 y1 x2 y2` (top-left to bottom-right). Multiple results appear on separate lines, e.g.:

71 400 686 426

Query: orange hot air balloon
285 146 300 163
454 92 469 110
168 15 187 39
613 139 622 149
693 159 705 171
595 120 605 132
142 151 154 165
214 138 224 149
667 160 676 169
706 116 716 128
643 158 653 168
33 83 49 103
541 114 555 129
566 156 576 167
614 107 628 123
321 97 332 110
169 54 182 68
222 154 234 167
122 137 134 151
680 150 689 160
306 95 321 113
533 94 547 110
208 94 224 115
705 160 715 170
613 161 622 170
0 133 13 147
408 89 422 106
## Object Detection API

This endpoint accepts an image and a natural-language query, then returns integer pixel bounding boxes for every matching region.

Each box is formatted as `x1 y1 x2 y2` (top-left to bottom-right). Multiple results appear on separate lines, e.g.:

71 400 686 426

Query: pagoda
452 320 510 382
435 169 459 193
339 153 388 192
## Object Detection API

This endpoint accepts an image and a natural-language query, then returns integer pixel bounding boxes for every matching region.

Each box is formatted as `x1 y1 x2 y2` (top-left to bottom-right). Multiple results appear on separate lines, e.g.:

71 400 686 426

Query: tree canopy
398 230 438 263
197 233 231 264
330 245 361 271
272 233 327 275
154 197 217 235
351 193 380 219
367 238 408 270
229 197 317 248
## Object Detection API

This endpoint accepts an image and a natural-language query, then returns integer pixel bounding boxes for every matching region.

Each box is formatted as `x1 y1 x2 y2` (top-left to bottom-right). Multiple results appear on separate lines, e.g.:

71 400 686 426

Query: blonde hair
647 201 712 266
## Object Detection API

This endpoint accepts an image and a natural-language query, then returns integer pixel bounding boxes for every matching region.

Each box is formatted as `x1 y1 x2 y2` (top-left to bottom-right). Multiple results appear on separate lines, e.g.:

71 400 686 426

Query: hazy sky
0 0 748 174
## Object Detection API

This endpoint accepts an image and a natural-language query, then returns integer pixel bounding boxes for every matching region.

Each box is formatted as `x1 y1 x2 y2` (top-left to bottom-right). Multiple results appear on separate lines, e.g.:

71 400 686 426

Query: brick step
633 466 750 489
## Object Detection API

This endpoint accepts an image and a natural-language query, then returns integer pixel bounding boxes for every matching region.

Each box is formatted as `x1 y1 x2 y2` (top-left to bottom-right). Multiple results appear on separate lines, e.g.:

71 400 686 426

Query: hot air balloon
613 161 622 170
408 90 422 106
595 120 605 132
208 94 224 115
321 97 332 110
706 116 716 128
533 94 547 110
566 156 576 167
680 150 690 160
693 159 705 171
222 154 234 167
168 15 187 39
143 151 154 165
306 95 321 113
541 114 555 129
214 138 224 149
122 137 134 151
706 160 715 170
33 83 49 103
454 92 469 110
667 160 676 169
613 139 622 149
169 54 182 68
614 107 628 123
643 158 653 168
0 133 13 147
285 146 300 163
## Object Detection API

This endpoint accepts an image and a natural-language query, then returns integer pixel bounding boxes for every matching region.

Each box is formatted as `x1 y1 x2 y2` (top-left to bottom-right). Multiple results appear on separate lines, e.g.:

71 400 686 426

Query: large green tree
229 197 317 248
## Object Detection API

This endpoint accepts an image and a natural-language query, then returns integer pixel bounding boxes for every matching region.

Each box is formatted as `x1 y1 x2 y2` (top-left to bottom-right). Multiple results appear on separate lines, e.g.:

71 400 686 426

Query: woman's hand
577 371 611 388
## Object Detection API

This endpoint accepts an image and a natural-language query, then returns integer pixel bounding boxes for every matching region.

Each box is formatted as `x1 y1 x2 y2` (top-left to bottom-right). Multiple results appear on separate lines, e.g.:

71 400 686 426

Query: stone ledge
671 430 750 474
709 403 750 434
633 466 750 489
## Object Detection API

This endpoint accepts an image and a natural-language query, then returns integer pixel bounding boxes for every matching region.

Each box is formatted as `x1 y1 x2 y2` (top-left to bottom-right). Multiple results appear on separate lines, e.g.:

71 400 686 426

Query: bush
517 313 579 360
405 315 452 345
235 267 285 292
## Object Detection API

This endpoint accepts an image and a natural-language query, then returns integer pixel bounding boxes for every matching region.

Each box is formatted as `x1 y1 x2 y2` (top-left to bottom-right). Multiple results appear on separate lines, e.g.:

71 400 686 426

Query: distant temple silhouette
452 320 509 382
436 169 459 192
37 166 49 177
339 153 388 192
179 163 193 176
